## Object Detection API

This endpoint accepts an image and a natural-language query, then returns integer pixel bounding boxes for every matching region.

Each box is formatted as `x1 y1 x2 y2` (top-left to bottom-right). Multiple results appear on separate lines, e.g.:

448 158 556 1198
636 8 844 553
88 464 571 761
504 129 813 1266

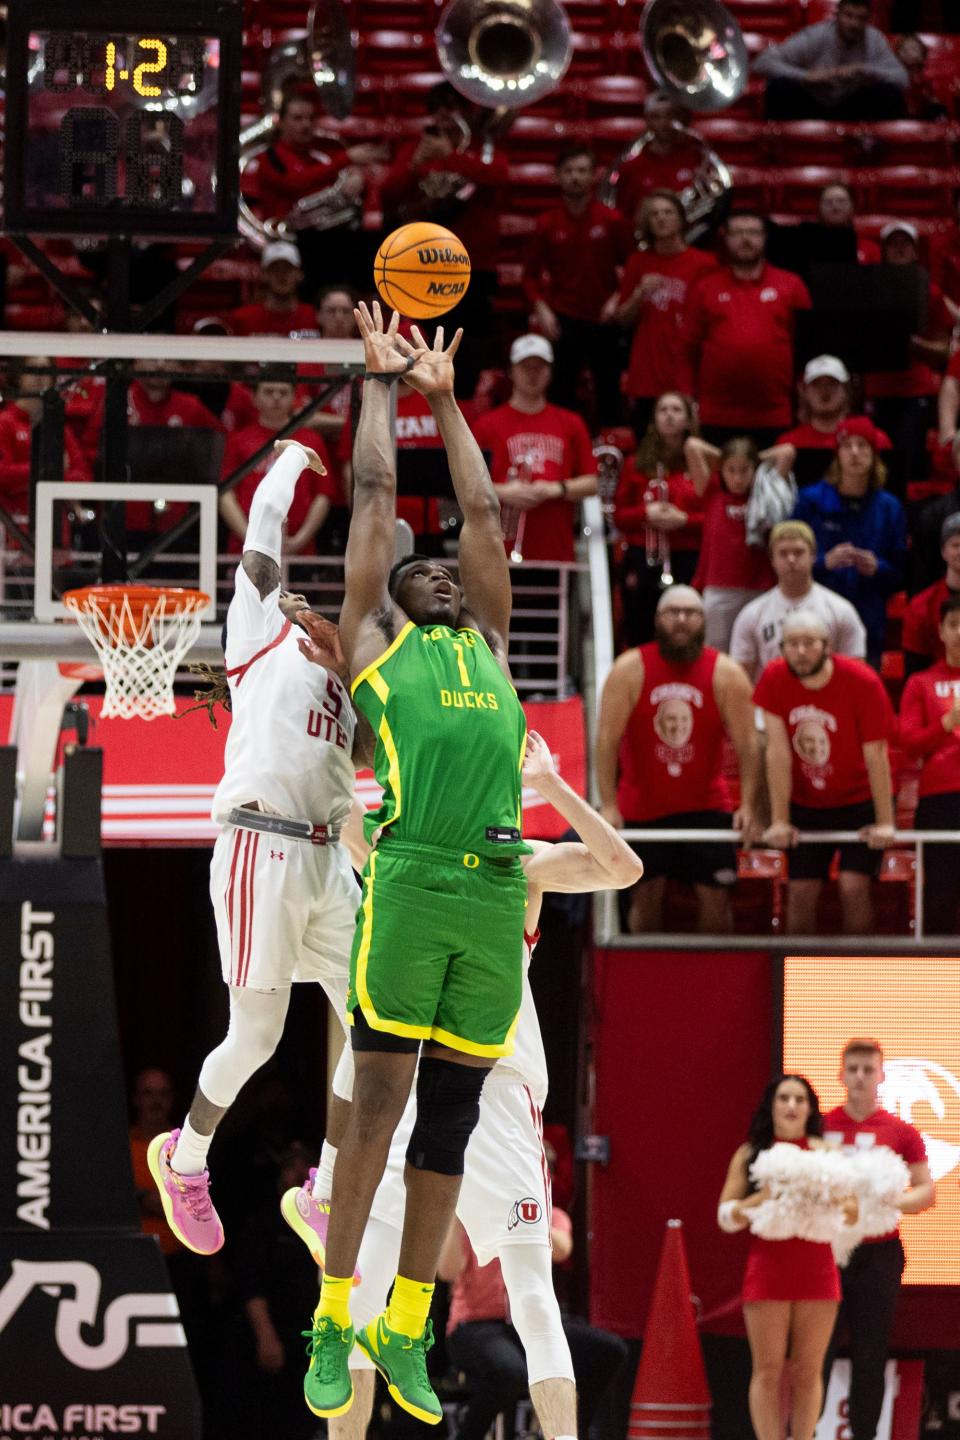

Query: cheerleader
717 1075 855 1440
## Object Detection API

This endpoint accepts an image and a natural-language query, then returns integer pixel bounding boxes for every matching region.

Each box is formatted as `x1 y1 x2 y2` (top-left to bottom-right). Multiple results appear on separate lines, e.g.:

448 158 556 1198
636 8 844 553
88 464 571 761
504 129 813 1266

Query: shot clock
4 0 242 237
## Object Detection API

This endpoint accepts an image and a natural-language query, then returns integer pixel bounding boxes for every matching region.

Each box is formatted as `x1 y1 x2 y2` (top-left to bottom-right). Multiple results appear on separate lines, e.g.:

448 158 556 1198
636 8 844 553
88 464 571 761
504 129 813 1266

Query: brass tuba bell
435 0 573 111
642 0 748 110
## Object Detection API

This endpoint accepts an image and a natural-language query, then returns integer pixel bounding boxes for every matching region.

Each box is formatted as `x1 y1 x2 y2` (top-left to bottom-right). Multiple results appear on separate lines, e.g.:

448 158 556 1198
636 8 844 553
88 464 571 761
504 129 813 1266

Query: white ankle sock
171 1118 213 1176
312 1140 337 1199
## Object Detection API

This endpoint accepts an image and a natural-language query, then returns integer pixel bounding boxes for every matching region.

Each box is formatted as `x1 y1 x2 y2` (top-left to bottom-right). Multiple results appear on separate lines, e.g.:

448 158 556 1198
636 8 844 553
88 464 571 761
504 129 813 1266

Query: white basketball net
65 589 208 720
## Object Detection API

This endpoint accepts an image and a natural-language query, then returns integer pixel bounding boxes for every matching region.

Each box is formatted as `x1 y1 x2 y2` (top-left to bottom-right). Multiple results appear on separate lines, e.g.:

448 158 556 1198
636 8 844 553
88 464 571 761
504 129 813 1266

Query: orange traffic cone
629 1219 711 1440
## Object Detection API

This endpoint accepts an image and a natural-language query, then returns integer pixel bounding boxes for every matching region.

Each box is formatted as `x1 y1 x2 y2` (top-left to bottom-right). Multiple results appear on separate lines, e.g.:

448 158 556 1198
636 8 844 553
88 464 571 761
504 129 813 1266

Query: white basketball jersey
494 931 549 1107
211 567 356 826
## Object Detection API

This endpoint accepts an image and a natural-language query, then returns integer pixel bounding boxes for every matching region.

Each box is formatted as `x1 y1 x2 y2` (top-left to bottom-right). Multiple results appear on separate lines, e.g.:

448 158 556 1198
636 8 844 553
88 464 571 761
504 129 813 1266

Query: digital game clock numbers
4 0 242 238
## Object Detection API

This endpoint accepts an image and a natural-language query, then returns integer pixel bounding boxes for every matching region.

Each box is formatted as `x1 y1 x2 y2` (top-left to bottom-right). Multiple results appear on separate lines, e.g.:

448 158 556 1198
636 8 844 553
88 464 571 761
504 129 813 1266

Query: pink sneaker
280 1168 361 1283
146 1129 224 1256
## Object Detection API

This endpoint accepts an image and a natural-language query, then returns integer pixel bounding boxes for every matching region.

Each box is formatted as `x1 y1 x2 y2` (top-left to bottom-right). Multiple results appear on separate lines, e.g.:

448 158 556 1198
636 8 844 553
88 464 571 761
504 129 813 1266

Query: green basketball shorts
346 836 528 1058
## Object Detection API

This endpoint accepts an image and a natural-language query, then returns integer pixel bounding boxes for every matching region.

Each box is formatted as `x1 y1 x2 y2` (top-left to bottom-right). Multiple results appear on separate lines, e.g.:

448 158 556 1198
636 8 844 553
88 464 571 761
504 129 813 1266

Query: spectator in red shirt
902 513 960 673
613 391 703 645
684 211 812 448
471 335 598 564
0 356 89 519
687 434 795 651
523 145 631 427
865 221 956 485
616 190 716 437
81 359 223 470
613 92 704 227
255 90 385 295
219 381 335 556
935 341 960 450
178 316 258 434
440 1214 626 1440
228 242 318 339
821 1039 935 1440
778 355 893 490
308 284 358 513
381 82 509 399
595 587 759 934
755 611 895 933
900 593 960 931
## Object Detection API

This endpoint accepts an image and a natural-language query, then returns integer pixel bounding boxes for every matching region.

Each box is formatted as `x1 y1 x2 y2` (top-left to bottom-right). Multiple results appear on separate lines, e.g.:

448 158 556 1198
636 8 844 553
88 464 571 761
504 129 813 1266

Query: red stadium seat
865 121 958 167
775 165 866 215
507 163 558 213
698 117 770 166
728 164 778 209
361 29 434 73
870 166 960 217
772 120 851 168
722 0 803 38
582 75 647 116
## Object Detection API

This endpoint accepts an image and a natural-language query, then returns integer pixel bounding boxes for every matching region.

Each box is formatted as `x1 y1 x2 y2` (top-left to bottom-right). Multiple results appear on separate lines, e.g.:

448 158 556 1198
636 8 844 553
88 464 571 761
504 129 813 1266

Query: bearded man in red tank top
595 586 760 933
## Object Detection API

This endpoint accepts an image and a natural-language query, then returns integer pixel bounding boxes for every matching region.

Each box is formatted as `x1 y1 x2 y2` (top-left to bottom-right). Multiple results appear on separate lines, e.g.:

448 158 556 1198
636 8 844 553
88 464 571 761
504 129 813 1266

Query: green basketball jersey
351 621 528 855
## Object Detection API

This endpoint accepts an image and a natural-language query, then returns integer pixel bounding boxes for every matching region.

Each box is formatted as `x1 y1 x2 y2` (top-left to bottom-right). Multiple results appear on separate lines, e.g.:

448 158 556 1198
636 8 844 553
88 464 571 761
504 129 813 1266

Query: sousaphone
238 0 359 250
601 0 748 233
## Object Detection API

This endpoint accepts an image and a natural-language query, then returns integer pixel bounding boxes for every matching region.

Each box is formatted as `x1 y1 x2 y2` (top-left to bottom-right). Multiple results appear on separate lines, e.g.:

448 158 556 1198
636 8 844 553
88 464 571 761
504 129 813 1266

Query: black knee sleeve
350 1006 420 1054
406 1057 490 1176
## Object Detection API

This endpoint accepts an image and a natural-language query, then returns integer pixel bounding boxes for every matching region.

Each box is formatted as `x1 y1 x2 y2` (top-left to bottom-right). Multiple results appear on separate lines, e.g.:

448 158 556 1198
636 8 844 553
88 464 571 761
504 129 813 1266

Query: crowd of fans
2 0 960 933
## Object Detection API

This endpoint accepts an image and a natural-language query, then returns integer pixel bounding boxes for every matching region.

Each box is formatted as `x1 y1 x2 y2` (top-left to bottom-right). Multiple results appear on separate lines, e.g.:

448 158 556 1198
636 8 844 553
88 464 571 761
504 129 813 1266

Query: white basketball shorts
335 1048 552 1268
210 826 359 1008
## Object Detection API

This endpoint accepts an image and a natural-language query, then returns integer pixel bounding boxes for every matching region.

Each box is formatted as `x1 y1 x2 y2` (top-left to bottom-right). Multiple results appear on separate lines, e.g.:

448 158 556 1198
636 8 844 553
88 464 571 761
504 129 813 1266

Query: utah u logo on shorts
507 1197 542 1231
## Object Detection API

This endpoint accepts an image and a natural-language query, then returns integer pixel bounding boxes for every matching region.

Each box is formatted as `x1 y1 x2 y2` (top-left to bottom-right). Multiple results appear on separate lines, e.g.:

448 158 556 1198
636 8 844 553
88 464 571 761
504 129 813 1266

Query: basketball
373 222 471 319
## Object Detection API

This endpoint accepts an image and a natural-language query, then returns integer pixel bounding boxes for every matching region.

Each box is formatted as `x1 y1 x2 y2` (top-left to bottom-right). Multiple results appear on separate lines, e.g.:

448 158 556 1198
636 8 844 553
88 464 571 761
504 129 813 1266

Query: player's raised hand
296 610 347 678
395 323 463 398
354 300 413 375
275 438 326 474
521 729 558 790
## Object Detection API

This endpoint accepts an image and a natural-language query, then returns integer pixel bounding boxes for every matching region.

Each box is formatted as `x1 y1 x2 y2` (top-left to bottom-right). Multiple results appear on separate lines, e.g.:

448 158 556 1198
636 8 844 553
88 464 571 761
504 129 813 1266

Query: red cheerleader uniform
742 1138 841 1303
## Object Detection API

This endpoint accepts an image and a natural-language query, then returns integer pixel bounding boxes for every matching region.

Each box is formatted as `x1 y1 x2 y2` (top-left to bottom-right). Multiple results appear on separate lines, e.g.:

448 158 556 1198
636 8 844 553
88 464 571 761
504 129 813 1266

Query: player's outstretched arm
520 731 643 893
340 303 411 661
241 439 324 598
398 324 512 657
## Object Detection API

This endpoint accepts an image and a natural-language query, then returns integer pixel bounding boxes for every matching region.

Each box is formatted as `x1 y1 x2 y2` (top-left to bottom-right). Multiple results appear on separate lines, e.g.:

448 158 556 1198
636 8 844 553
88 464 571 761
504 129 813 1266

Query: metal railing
0 544 585 700
595 826 960 946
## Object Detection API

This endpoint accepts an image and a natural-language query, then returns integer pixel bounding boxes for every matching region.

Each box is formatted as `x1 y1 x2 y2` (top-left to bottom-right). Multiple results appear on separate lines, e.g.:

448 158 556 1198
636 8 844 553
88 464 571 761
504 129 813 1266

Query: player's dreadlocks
176 662 232 728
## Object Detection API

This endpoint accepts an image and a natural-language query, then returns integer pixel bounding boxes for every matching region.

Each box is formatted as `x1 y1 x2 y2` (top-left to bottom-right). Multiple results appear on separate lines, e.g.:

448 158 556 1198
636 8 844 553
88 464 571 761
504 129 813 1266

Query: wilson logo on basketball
417 246 468 266
508 1197 542 1230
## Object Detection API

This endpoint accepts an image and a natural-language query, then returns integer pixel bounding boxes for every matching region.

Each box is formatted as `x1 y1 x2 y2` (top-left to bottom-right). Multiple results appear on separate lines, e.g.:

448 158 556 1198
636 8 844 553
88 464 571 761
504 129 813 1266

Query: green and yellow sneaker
302 1313 354 1418
355 1312 443 1426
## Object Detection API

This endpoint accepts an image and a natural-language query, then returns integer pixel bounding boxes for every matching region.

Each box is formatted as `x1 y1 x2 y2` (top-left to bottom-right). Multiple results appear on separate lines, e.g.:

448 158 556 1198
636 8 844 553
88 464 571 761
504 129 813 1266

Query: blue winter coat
792 480 906 656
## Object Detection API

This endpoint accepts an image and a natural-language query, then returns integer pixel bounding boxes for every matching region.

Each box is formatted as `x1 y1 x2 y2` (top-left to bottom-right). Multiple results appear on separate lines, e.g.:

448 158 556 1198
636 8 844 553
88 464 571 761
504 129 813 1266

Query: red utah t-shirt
684 264 812 428
822 1106 926 1242
753 655 893 808
619 247 716 400
902 578 958 663
615 144 702 228
223 422 335 552
692 474 774 592
617 644 731 822
472 402 597 563
525 200 632 323
899 660 960 798
613 459 703 551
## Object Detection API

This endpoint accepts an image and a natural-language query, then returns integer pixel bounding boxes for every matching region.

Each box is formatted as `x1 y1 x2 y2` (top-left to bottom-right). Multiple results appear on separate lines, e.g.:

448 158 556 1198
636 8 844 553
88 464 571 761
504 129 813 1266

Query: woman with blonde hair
793 417 906 665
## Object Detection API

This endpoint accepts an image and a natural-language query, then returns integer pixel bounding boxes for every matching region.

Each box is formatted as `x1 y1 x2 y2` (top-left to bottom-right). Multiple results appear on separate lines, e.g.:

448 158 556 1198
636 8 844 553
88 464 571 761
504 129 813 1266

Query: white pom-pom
747 1144 856 1244
831 1146 910 1265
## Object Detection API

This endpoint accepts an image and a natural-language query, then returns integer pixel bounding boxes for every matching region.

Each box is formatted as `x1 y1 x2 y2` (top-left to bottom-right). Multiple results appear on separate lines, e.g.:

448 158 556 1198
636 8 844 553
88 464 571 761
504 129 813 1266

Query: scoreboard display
783 954 960 1286
4 0 242 237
